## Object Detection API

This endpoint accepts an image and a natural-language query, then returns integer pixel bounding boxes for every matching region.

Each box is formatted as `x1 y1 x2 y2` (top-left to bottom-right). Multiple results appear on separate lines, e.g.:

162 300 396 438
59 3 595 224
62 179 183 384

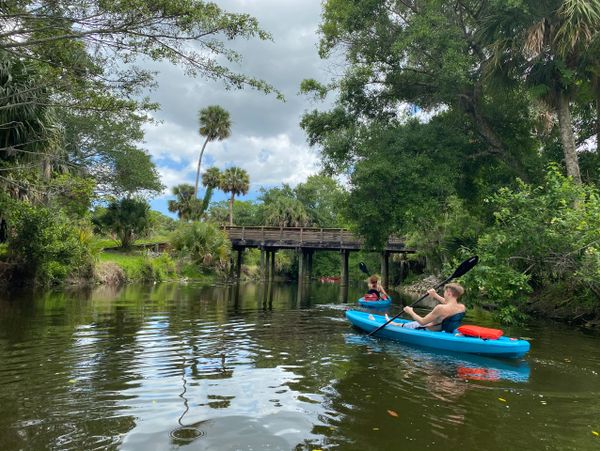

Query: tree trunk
229 193 234 226
556 91 582 184
194 136 210 198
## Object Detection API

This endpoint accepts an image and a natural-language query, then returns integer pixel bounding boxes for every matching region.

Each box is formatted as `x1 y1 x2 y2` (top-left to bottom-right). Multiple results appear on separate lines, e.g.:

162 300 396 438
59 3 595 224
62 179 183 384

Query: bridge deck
223 226 414 253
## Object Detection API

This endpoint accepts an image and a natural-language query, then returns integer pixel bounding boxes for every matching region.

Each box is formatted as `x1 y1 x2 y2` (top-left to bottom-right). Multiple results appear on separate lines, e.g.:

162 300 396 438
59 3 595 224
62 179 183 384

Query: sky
142 0 337 216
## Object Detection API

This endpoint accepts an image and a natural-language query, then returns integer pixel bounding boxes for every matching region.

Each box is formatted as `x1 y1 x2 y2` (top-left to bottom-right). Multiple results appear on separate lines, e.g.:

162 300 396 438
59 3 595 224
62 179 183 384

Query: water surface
0 282 599 450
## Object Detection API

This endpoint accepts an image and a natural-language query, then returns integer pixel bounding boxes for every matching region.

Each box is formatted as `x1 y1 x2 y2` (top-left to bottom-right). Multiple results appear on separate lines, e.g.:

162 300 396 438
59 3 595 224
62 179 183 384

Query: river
0 281 599 450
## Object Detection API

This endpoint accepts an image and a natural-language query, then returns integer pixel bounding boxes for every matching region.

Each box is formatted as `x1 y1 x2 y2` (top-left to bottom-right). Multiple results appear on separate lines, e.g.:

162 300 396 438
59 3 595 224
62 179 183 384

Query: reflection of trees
0 288 142 449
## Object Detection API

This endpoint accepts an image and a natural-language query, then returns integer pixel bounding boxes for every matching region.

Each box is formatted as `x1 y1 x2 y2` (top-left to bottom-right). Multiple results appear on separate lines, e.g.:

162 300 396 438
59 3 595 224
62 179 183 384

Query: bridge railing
222 226 407 249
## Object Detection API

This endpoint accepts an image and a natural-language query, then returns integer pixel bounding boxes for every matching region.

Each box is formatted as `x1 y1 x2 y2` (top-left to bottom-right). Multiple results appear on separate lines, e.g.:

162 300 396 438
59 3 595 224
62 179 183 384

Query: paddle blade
450 256 479 279
359 262 370 275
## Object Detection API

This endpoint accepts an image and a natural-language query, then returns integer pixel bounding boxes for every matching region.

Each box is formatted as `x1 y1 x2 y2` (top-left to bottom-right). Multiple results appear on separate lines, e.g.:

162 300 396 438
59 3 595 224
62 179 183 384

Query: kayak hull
358 297 391 308
346 310 530 358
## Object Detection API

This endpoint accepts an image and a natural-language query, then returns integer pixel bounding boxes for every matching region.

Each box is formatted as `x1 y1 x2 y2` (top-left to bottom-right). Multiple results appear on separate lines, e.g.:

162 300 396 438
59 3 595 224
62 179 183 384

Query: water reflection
344 333 531 383
0 282 598 451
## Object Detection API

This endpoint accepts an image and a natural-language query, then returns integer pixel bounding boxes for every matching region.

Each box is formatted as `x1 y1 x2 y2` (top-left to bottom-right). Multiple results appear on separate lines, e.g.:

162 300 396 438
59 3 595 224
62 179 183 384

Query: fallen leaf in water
592 431 599 437
498 398 507 402
387 410 399 417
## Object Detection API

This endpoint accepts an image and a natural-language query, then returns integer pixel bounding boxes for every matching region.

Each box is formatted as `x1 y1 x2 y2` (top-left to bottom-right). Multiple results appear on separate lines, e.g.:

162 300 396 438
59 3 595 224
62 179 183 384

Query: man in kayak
366 275 389 300
385 283 465 330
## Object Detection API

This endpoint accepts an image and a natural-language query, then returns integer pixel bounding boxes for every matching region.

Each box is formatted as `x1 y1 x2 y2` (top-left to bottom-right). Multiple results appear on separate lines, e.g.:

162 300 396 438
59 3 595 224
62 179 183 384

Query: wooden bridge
223 226 415 288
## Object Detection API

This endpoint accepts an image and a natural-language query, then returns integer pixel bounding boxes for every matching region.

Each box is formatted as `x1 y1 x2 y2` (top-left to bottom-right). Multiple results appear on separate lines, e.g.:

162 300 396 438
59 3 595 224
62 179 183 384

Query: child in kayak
366 275 389 300
385 283 465 331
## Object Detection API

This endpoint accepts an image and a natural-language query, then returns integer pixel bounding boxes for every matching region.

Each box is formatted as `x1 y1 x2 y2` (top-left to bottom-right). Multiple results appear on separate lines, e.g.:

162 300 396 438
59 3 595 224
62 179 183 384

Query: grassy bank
96 250 216 285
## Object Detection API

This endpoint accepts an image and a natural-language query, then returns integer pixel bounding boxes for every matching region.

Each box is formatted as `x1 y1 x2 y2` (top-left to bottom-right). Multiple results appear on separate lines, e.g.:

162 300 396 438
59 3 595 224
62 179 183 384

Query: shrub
170 221 231 272
99 198 151 248
463 165 600 322
7 202 93 284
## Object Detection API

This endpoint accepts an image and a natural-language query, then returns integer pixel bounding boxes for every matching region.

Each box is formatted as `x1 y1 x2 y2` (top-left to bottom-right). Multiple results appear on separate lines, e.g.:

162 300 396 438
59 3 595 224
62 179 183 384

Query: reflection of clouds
120 366 326 450
118 315 327 450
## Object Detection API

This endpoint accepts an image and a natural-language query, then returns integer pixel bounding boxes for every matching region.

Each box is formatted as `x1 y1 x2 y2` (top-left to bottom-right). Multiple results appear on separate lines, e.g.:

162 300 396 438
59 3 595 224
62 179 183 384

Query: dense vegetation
1 0 599 324
0 1 273 285
299 0 600 322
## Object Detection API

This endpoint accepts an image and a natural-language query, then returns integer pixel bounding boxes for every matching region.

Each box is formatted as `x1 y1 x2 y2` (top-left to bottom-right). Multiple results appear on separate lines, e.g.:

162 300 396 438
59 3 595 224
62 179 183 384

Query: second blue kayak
346 310 530 358
358 297 391 308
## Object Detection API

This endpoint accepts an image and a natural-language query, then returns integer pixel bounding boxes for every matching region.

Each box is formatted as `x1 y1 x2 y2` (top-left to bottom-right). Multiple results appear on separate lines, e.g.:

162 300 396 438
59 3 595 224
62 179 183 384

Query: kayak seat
440 312 465 333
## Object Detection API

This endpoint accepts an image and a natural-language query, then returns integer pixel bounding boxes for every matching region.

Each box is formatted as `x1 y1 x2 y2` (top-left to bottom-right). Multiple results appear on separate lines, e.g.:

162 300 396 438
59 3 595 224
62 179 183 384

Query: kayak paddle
367 255 479 337
359 262 370 275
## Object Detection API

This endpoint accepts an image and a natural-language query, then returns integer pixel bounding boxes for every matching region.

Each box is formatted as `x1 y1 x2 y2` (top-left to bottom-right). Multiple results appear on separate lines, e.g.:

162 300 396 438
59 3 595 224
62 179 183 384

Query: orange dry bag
457 325 503 340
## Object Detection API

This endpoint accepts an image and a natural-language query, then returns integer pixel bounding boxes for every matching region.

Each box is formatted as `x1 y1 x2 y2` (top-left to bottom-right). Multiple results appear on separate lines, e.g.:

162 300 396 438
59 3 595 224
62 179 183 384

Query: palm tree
219 167 249 226
479 0 600 184
168 184 199 221
263 197 312 227
195 106 231 198
200 167 221 215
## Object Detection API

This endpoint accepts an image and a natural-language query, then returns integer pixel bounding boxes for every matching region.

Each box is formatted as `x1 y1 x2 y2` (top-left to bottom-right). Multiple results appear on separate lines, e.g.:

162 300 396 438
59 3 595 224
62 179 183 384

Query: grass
99 250 177 282
92 234 171 250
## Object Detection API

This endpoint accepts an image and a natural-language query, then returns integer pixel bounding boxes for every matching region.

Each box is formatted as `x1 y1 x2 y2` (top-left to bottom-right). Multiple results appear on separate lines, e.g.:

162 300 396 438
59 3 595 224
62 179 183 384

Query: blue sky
140 0 337 217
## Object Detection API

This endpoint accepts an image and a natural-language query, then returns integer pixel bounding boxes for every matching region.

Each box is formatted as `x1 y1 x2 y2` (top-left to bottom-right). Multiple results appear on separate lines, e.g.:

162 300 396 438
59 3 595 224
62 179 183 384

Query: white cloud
138 0 336 211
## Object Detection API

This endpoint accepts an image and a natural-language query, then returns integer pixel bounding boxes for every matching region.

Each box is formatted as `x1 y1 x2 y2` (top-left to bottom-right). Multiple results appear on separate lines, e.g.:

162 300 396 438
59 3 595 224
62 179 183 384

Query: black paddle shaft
359 262 370 275
366 256 479 337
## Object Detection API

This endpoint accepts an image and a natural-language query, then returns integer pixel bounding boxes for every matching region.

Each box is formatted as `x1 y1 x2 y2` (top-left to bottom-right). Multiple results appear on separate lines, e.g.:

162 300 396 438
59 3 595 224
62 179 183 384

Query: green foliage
220 167 250 225
208 200 261 226
170 221 231 272
168 184 204 221
256 175 347 228
6 201 93 284
407 196 483 272
99 252 176 282
1 1 279 96
148 210 177 236
48 174 95 219
463 165 600 322
195 108 231 196
100 198 151 248
295 174 348 227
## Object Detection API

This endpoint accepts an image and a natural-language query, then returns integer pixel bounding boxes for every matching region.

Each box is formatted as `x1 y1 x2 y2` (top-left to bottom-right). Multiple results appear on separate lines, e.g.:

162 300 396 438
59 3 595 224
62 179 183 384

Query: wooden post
260 248 266 280
340 250 349 286
381 251 389 289
297 248 304 283
236 248 243 280
306 250 313 282
269 250 276 282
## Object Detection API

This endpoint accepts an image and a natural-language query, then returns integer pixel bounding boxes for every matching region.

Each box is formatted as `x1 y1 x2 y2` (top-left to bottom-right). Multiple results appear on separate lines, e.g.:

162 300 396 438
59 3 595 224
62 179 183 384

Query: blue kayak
346 310 530 358
358 297 391 308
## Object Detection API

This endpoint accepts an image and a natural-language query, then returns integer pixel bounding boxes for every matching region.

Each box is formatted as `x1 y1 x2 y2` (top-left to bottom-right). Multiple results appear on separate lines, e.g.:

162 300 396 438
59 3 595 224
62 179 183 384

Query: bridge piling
235 249 243 280
381 251 389 289
340 250 349 286
269 250 276 282
259 248 266 280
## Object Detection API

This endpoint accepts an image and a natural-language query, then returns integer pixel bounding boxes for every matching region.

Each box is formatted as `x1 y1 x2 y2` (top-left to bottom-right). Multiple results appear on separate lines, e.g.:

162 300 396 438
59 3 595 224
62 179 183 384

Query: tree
168 184 201 222
0 1 279 98
171 221 231 270
478 0 600 184
207 200 260 226
195 106 231 198
295 174 347 227
258 185 312 227
200 167 222 216
262 196 312 228
220 167 249 225
100 198 151 248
